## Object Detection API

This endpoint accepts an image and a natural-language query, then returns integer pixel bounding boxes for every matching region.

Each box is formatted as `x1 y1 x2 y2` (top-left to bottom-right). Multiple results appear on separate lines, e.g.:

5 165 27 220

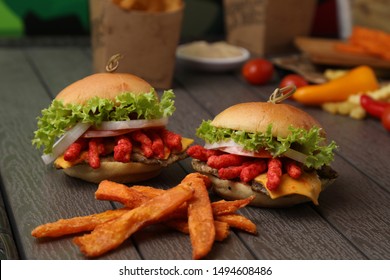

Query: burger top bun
55 73 153 105
211 102 324 138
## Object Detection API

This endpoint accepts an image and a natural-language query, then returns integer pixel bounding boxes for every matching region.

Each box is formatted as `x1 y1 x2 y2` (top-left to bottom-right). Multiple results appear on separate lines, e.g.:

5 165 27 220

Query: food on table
187 99 338 208
292 65 379 105
279 74 308 89
322 83 390 120
32 73 193 183
177 41 245 59
241 58 274 85
31 173 257 259
360 94 390 119
334 26 390 62
381 106 390 132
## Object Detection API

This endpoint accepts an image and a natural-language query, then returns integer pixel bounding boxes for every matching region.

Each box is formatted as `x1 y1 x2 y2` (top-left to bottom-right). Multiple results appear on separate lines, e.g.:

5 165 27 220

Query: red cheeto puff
187 145 222 162
240 160 267 183
64 138 87 162
266 158 282 190
207 154 245 169
114 135 132 163
88 138 105 169
160 129 182 152
131 130 153 158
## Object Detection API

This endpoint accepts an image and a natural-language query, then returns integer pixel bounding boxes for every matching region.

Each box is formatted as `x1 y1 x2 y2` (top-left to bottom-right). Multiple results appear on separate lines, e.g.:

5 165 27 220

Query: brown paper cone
90 0 184 88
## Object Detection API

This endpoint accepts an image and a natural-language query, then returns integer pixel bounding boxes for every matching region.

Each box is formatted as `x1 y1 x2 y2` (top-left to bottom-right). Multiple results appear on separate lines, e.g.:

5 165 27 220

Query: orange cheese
254 172 322 205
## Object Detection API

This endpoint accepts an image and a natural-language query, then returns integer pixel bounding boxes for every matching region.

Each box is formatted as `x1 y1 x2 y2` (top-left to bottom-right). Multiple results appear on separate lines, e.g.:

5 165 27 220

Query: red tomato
279 74 308 89
242 59 274 85
381 106 390 132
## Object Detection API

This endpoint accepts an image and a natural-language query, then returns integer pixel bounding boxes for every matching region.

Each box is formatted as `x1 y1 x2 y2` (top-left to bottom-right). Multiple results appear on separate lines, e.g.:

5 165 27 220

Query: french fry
165 219 230 242
112 0 182 12
216 214 257 235
31 208 129 238
112 0 137 10
211 195 255 216
73 183 194 257
163 0 183 12
186 173 215 260
96 180 149 208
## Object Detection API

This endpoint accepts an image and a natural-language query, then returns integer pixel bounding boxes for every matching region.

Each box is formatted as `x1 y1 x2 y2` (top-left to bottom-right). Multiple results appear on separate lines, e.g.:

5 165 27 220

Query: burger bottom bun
63 160 162 183
206 174 335 208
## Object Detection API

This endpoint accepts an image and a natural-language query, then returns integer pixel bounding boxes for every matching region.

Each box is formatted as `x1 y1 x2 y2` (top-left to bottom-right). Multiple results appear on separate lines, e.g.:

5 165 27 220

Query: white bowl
176 44 250 72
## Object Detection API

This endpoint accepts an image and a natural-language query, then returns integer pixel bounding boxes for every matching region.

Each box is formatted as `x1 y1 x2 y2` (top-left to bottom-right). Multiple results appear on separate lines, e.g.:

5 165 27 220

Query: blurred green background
0 0 225 39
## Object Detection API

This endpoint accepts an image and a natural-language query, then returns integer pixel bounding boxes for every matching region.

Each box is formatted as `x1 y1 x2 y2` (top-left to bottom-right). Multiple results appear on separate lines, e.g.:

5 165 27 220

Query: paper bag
89 0 184 88
223 0 316 56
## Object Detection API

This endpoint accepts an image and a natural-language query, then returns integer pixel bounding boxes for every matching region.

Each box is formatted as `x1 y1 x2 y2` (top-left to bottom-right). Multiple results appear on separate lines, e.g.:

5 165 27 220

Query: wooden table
0 39 389 260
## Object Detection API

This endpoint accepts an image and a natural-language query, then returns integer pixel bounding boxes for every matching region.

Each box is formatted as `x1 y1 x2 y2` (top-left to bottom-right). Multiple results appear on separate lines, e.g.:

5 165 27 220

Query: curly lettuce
196 120 337 169
32 90 176 154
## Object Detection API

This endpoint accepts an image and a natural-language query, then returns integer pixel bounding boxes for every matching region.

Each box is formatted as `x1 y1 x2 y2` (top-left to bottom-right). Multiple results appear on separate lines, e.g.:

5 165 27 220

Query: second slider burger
32 73 193 183
187 100 338 207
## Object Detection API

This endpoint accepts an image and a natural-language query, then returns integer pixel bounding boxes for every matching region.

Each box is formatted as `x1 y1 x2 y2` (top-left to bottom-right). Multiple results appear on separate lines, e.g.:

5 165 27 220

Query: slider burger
32 73 193 183
187 101 338 207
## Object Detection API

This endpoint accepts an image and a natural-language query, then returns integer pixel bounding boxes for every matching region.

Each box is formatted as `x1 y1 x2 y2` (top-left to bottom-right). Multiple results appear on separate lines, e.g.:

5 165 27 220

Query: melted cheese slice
54 137 194 169
254 172 322 205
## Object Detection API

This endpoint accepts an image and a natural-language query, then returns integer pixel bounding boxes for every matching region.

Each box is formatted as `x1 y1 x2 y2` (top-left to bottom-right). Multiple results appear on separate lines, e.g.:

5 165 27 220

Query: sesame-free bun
63 160 162 184
55 73 153 105
211 102 324 138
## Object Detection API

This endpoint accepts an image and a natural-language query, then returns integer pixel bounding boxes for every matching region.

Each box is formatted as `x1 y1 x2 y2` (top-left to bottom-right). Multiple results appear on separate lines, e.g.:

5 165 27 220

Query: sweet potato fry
73 183 194 257
216 214 257 235
181 172 212 189
96 180 149 208
31 208 129 238
165 219 230 242
131 185 164 198
186 174 215 260
211 195 255 216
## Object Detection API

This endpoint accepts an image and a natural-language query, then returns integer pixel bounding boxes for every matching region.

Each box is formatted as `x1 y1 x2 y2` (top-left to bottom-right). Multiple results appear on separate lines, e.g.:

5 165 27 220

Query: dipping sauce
177 41 244 59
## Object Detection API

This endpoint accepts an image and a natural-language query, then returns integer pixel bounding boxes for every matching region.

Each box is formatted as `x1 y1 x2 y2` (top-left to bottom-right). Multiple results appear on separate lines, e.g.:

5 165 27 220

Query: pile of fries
31 173 257 259
112 0 182 12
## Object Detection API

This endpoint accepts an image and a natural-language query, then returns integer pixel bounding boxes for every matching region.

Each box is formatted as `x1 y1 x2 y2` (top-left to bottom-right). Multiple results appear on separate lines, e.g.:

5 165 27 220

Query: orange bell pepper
292 65 379 105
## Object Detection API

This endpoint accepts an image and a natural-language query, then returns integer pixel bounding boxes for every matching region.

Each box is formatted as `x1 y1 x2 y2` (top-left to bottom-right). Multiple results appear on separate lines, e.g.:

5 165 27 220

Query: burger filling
54 128 193 169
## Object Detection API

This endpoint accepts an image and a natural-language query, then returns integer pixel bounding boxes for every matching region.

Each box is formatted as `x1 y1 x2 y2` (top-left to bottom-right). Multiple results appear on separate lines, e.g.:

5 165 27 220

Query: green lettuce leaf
196 120 337 169
32 90 176 154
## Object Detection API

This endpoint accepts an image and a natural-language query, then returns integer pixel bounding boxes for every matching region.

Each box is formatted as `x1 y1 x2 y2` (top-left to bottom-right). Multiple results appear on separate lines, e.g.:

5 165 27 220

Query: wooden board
295 37 390 69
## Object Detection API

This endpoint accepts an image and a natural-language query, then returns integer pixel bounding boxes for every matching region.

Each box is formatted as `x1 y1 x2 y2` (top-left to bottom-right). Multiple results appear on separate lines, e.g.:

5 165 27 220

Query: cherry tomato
279 74 308 89
242 59 274 85
381 106 390 132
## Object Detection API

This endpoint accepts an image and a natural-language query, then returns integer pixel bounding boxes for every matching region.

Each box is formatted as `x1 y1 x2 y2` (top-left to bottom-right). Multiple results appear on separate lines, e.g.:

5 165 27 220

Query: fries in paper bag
90 0 184 88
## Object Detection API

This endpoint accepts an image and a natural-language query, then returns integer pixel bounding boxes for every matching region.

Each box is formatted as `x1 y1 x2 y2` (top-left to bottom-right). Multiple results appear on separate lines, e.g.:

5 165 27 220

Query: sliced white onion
204 141 272 158
204 140 241 150
82 129 136 138
41 122 91 165
97 117 168 131
204 141 308 163
283 148 308 164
